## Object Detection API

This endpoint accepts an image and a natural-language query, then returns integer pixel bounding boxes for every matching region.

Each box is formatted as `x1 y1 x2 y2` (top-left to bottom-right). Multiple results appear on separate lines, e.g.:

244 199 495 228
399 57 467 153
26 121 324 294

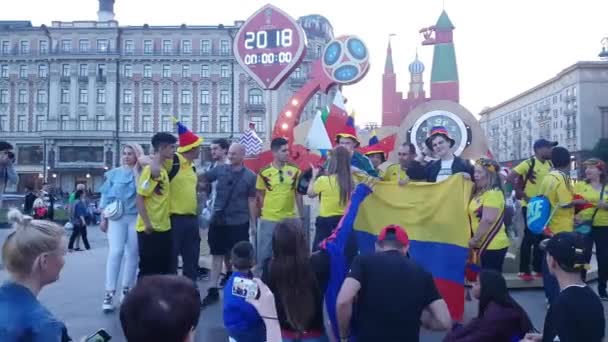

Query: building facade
0 5 333 192
479 62 608 166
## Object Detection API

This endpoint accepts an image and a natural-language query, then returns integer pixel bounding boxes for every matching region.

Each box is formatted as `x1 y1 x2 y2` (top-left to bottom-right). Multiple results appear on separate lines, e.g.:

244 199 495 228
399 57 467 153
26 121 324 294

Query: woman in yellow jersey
574 158 608 300
468 158 511 272
307 146 354 253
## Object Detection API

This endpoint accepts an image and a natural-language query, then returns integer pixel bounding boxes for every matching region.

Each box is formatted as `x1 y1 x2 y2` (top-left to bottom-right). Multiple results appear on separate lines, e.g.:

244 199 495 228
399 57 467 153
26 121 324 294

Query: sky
2 0 607 125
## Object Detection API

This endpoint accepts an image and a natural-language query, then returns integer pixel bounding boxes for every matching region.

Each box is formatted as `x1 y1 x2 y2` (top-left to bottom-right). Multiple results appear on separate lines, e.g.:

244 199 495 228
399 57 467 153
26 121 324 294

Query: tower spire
385 34 396 74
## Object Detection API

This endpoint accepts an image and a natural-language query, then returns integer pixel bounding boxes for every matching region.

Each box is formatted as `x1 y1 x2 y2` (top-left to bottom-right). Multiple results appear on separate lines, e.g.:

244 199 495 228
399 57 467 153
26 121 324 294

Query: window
96 115 104 130
220 40 229 55
20 40 29 54
220 64 229 78
36 115 45 131
142 115 152 132
162 64 171 78
18 89 27 104
161 116 172 131
19 65 27 78
0 115 7 132
78 115 88 130
251 116 263 132
180 115 191 129
143 64 152 78
61 39 71 52
201 40 211 54
1 65 8 78
124 40 134 54
97 64 106 77
182 64 190 77
220 90 229 105
97 88 106 104
59 146 104 162
122 116 133 132
17 115 26 132
293 67 302 79
201 64 209 78
142 89 152 104
97 39 108 52
200 89 210 104
79 39 89 52
37 90 47 104
0 89 8 104
62 64 70 77
248 89 263 105
79 89 88 104
182 40 191 54
181 90 191 104
124 64 132 77
60 115 69 130
79 64 88 77
144 40 153 54
162 89 172 104
61 89 70 104
1 41 9 54
219 116 229 133
163 40 172 54
199 116 209 132
38 64 48 78
573 87 577 97
123 89 132 104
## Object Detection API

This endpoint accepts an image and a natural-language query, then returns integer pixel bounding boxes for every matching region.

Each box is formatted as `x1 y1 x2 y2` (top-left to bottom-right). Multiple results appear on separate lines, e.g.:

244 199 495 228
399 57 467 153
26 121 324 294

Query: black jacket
409 156 474 183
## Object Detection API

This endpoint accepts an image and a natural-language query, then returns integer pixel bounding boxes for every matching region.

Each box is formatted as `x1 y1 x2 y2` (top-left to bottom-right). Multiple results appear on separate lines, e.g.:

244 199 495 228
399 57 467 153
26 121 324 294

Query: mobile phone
232 276 259 300
85 329 112 342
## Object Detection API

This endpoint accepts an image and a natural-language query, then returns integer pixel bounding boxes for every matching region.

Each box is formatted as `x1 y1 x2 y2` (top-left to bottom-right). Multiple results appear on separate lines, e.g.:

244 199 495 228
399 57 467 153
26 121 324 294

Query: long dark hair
269 219 318 331
326 146 353 206
478 270 535 333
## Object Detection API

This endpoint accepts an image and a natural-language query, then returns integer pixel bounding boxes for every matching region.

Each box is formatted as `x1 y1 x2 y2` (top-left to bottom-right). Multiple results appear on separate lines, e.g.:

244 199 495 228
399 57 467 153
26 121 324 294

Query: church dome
408 55 425 74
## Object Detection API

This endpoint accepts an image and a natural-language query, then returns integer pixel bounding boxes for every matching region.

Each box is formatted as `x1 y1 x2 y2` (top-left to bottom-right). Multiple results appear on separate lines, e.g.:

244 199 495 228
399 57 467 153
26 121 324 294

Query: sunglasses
278 169 284 183
476 158 497 172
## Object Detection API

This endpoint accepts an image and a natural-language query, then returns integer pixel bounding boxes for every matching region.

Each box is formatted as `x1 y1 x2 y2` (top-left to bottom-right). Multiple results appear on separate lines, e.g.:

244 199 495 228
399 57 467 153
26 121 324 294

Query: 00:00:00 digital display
243 52 293 65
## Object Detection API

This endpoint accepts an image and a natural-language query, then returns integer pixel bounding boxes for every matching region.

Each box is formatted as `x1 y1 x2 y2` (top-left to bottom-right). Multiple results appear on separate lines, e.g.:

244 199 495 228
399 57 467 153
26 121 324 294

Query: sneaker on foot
517 273 534 281
599 289 608 301
102 293 115 313
119 288 129 304
201 288 219 308
219 271 233 288
532 272 543 279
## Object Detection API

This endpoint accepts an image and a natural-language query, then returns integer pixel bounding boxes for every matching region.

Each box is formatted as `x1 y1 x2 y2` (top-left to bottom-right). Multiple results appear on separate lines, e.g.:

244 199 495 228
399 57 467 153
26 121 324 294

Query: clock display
244 29 293 50
408 110 471 157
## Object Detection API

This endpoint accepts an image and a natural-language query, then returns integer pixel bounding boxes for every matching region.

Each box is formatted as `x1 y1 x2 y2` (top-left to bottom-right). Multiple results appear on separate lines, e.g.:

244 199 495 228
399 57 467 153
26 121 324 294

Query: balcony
96 75 107 83
78 76 88 83
245 103 265 112
563 108 576 116
60 76 71 83
290 77 307 87
40 120 115 138
566 123 577 130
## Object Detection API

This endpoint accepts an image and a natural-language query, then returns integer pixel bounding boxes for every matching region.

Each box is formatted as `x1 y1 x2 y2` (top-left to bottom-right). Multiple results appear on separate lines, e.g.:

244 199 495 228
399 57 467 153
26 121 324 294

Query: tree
591 138 608 163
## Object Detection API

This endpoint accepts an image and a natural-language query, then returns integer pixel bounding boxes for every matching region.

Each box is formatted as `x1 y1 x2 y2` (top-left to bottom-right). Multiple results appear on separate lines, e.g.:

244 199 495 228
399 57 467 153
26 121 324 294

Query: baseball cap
533 139 558 150
377 225 409 246
541 232 591 272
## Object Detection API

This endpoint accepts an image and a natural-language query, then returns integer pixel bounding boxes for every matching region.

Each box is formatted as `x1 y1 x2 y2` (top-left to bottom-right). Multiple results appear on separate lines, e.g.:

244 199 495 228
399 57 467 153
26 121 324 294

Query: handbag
210 171 243 226
575 184 605 234
102 200 124 221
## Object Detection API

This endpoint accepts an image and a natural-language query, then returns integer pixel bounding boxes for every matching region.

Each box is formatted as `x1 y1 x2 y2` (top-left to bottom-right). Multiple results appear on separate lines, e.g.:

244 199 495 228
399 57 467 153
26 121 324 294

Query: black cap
541 232 591 272
533 139 558 150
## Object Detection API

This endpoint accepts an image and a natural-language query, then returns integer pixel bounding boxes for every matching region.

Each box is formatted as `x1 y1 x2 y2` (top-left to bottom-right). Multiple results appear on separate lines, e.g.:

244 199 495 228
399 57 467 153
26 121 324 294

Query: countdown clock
407 110 472 156
234 5 307 90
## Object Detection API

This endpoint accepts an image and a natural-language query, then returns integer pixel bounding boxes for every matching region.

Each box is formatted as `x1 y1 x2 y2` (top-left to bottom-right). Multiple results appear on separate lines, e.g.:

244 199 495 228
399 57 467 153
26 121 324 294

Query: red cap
377 224 409 246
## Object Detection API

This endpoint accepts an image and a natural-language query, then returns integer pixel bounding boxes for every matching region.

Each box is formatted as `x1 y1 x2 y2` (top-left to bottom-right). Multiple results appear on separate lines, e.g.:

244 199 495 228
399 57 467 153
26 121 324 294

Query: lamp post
599 37 608 60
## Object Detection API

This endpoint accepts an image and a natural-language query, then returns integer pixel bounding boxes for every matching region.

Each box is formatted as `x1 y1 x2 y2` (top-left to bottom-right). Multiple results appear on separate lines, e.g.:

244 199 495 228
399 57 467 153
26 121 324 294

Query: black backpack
168 154 196 181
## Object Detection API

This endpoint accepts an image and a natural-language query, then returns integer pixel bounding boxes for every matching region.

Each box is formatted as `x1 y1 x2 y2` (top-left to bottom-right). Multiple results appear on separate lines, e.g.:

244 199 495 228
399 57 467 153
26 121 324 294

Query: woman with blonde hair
99 142 144 313
468 158 510 272
0 209 70 341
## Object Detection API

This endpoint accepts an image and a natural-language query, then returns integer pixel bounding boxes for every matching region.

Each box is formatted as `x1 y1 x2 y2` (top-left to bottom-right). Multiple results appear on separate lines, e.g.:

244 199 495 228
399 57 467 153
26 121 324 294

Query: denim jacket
99 167 138 215
0 282 70 342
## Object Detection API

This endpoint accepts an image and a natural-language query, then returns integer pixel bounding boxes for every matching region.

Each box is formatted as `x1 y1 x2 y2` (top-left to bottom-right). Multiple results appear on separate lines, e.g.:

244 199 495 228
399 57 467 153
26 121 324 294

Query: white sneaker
102 293 115 313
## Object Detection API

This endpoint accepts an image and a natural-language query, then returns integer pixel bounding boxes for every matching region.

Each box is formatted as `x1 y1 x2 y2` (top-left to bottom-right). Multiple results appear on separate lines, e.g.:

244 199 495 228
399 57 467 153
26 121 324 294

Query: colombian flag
353 175 473 321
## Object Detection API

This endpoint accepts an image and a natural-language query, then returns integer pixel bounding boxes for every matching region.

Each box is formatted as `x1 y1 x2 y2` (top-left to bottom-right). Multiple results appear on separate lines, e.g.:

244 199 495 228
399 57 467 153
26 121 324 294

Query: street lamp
599 37 608 60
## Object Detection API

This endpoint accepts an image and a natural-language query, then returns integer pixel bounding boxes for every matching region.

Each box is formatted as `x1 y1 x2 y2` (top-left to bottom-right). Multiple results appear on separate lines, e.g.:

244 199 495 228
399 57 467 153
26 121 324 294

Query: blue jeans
542 251 560 304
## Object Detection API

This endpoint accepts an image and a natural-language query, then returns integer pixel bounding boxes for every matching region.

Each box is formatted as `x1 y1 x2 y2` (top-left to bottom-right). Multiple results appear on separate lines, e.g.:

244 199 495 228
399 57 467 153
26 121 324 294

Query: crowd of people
0 117 607 342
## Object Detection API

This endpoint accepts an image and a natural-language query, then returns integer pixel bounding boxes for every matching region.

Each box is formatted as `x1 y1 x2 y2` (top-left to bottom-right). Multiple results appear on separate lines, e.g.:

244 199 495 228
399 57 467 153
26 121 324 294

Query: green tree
591 138 608 163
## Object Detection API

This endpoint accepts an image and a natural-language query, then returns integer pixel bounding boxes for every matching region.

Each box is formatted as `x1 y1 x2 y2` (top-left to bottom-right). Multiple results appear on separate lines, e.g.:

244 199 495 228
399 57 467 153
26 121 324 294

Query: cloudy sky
3 0 607 125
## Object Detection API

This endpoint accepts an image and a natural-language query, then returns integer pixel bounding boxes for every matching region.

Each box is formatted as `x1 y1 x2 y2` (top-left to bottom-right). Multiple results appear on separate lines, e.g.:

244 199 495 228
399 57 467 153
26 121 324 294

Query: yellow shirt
540 170 574 234
574 181 608 227
513 157 552 206
164 153 197 215
136 165 171 232
468 189 510 250
256 163 300 222
382 164 408 183
313 175 347 217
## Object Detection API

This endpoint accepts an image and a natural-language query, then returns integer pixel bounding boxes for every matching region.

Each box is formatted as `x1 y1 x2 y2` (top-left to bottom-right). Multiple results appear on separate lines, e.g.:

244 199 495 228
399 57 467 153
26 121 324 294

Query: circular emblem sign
234 4 307 90
322 35 370 85
407 110 472 156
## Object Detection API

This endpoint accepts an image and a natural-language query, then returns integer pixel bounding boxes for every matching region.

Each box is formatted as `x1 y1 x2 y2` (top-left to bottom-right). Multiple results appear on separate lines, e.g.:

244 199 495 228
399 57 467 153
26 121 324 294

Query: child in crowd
223 241 266 342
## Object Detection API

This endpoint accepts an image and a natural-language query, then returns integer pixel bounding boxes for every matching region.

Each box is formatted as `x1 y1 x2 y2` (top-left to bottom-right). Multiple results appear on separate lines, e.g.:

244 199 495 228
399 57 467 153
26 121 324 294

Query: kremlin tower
382 10 460 126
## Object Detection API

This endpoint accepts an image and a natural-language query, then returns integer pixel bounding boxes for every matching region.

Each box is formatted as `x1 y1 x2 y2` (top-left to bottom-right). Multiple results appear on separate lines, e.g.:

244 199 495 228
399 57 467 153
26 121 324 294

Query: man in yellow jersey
255 137 303 268
539 146 576 304
507 138 556 281
383 143 423 184
136 132 177 276
163 120 203 284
